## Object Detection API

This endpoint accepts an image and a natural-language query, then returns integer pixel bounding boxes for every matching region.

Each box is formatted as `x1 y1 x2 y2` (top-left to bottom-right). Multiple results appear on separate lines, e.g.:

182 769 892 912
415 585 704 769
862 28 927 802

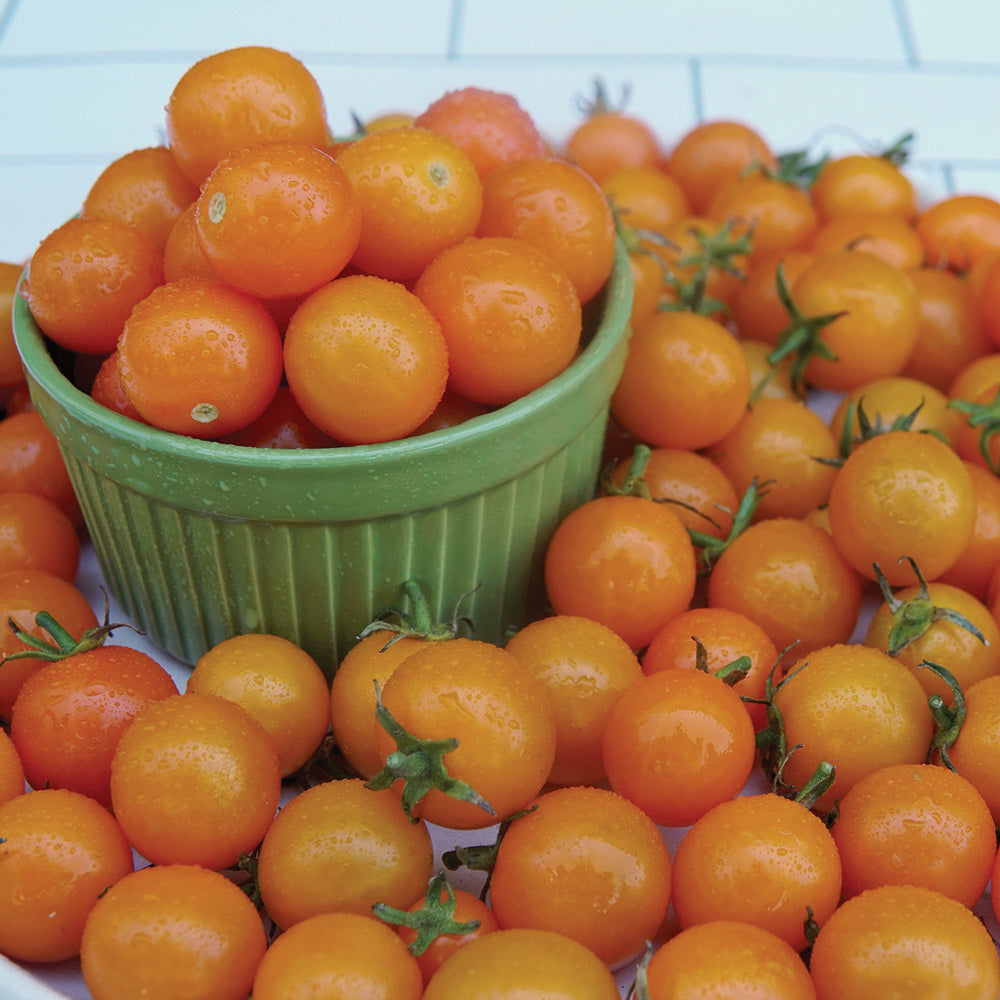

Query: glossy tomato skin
670 792 842 952
544 494 697 652
808 884 1000 1000
11 645 179 810
422 927 621 999
602 668 756 827
488 784 672 967
80 862 268 1000
374 637 557 829
256 778 433 931
0 728 25 805
251 912 423 1000
0 788 134 963
946 674 1000 826
774 644 935 814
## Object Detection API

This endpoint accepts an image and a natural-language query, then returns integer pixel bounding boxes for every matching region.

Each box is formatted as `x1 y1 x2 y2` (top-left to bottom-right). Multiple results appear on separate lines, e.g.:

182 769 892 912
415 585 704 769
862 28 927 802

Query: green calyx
948 386 1000 476
372 872 480 955
357 578 475 648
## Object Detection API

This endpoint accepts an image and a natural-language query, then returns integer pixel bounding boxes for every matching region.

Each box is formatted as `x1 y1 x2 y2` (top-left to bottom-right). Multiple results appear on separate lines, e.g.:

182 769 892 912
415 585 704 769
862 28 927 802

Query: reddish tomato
670 792 842 952
373 637 557 829
643 920 817 1000
667 119 776 216
826 429 976 586
413 86 547 178
283 273 449 444
503 614 642 787
90 351 145 422
610 310 752 451
256 778 433 930
0 787 134 962
0 410 79 522
477 156 616 304
109 692 281 869
544 493 697 651
602 667 756 827
338 125 483 282
414 235 581 406
80 862 268 1000
730 249 818 345
488 784 672 967
0 262 27 389
221 385 336 449
252 911 423 1000
706 517 863 657
82 145 199 249
11 642 179 809
186 632 331 777
773 643 935 814
165 45 329 186
0 490 80 579
808 884 1000 1000
118 276 284 439
0 727 24 804
832 763 995 906
195 140 361 299
22 216 164 355
422 927 620 999
0 569 98 717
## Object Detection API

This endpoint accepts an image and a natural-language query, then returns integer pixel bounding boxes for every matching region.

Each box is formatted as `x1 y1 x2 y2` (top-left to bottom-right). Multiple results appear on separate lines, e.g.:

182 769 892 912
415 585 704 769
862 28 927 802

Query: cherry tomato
0 410 79 523
939 460 1000 598
162 201 218 282
832 762 995 906
80 862 267 1000
730 248 818 345
255 778 433 930
810 151 917 222
109 692 281 869
544 493 697 652
0 490 80 580
0 727 24 804
338 125 483 282
808 211 924 269
0 262 26 390
602 667 756 827
0 787 134 962
601 164 690 236
221 385 336 449
915 192 1000 272
252 911 423 1000
186 632 331 777
489 784 672 967
503 614 642 787
808 884 1000 1000
944 673 1000 826
283 273 449 444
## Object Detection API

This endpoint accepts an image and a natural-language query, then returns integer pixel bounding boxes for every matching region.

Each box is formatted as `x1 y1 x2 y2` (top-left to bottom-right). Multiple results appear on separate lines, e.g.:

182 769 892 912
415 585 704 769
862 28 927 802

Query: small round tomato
670 792 842 952
0 410 79 523
944 674 1000 826
186 632 331 777
338 125 483 283
256 778 433 931
195 140 361 299
730 249 818 345
118 277 284 439
826 429 976 586
162 202 218 282
832 763 996 907
221 385 336 449
643 920 816 1000
810 151 917 222
488 785 672 967
23 216 164 355
80 862 268 1000
0 262 26 389
422 927 620 999
413 86 546 179
283 273 449 444
603 667 756 827
373 637 557 829
414 235 581 406
808 884 1000 1000
503 614 642 787
641 606 778 732
0 787 134 963
915 192 1000 272
252 911 423 1000
0 728 24 804
11 643 179 809
773 643 935 814
0 490 80 579
544 493 697 652
0 569 98 717
90 350 145 422
109 692 281 869
601 164 690 236
808 211 924 270
706 517 863 658
478 156 617 304
610 309 752 451
709 397 840 521
939 461 1000 598
82 145 200 249
165 45 329 186
666 119 776 216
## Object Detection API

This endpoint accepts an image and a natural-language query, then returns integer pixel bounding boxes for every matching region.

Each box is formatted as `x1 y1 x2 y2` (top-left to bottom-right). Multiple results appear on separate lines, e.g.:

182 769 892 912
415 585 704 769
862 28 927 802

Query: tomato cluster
6 49 1000 1000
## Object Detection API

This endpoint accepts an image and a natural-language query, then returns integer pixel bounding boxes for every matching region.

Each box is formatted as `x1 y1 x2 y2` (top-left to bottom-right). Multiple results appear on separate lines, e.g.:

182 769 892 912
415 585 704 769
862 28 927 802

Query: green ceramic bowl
13 243 632 676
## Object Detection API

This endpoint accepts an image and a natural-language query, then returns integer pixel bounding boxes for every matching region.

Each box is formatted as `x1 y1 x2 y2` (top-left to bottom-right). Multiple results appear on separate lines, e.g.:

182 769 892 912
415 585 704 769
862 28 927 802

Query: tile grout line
0 0 20 45
891 0 920 67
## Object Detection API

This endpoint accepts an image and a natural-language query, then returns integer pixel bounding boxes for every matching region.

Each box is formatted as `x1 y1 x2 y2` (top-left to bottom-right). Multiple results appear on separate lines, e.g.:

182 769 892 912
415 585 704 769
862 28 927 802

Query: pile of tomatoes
4 43 1000 1000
